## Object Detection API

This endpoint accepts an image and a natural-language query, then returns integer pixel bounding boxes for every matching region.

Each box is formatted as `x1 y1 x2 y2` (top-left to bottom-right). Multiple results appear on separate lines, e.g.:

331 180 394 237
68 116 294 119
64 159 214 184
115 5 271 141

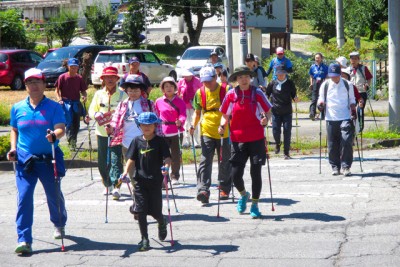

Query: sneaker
343 168 352 177
219 190 229 200
171 179 180 185
332 168 340 176
309 114 315 121
182 143 190 149
102 186 113 195
53 227 65 240
15 242 32 254
284 154 292 160
112 188 120 200
237 191 250 213
250 203 261 219
275 144 281 154
158 218 168 241
196 191 209 204
138 238 150 252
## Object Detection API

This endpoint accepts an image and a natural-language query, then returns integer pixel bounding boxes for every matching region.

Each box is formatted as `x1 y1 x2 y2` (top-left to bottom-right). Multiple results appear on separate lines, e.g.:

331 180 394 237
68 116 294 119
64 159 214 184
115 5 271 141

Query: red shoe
219 190 229 200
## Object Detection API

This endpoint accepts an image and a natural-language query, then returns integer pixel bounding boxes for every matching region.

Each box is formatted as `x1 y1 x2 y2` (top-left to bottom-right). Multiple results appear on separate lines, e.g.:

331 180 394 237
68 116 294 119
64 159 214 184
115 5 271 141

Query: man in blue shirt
308 53 328 120
265 47 293 81
7 68 67 255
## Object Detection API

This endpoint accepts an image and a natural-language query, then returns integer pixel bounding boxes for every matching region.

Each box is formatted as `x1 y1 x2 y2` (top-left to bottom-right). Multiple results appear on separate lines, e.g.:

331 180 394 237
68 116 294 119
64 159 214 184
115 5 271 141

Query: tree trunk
183 7 207 46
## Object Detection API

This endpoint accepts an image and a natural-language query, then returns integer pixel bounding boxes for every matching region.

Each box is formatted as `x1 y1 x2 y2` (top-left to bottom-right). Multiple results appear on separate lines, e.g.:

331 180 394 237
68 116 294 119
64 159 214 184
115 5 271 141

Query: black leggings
231 161 262 199
138 213 164 239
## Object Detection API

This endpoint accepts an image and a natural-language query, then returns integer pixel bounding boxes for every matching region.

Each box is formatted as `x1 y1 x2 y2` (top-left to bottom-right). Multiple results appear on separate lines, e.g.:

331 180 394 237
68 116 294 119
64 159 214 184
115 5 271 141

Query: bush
0 134 11 161
0 103 11 126
34 44 48 56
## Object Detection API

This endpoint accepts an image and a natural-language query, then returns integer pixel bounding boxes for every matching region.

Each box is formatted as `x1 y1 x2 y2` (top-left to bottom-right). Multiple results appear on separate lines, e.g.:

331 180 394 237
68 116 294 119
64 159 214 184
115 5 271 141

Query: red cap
24 68 45 82
100 66 119 79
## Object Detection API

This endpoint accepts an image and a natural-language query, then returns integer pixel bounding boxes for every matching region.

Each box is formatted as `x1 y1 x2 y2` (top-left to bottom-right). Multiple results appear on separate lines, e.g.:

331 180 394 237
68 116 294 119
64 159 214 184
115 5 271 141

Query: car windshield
97 54 122 63
43 47 80 61
0 53 8 62
181 49 213 60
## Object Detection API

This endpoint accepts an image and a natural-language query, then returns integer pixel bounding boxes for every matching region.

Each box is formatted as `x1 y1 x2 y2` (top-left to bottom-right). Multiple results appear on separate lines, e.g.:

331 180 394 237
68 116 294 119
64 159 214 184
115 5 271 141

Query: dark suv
0 49 44 90
36 45 113 87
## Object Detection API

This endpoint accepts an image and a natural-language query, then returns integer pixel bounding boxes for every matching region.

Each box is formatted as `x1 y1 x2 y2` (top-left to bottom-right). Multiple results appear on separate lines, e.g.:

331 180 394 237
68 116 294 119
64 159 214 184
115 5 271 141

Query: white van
91 49 176 87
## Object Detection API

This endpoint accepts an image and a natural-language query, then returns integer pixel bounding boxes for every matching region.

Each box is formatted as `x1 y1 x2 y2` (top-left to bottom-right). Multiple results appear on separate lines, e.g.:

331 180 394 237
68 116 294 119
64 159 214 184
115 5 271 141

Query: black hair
315 52 324 59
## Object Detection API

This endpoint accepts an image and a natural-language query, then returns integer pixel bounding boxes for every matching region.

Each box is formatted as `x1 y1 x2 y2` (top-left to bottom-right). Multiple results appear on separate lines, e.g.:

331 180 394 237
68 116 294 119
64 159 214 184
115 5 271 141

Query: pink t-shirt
177 77 202 109
220 87 272 143
154 95 187 136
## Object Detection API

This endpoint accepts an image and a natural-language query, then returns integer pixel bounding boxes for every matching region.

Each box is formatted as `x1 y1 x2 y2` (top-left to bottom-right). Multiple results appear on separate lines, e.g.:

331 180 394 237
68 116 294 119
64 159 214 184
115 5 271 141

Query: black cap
245 53 255 62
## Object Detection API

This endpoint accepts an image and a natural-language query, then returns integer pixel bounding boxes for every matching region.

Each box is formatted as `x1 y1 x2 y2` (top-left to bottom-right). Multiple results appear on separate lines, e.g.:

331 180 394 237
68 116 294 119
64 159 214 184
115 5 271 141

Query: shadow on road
360 172 400 179
264 212 346 222
158 240 239 255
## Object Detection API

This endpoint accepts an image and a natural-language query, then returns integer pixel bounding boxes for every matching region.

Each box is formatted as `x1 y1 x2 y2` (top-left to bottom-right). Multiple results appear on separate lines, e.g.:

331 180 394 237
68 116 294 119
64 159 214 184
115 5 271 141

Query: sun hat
67 58 79 67
245 53 255 62
275 65 287 75
24 68 45 82
336 56 348 68
327 63 341 77
341 68 351 80
135 112 162 126
228 65 256 83
199 65 216 82
159 76 177 91
100 66 119 79
128 57 140 64
120 74 147 91
180 68 194 77
276 47 284 55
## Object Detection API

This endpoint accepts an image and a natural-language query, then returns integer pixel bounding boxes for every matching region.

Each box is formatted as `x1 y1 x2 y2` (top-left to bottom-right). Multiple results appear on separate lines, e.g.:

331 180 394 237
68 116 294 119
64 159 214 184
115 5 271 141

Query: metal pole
238 0 248 64
285 0 291 50
336 0 345 48
389 0 400 132
224 0 233 72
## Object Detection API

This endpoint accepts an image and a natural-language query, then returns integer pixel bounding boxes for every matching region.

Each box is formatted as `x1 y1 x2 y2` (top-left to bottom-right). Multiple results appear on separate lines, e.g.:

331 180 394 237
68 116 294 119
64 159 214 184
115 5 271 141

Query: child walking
121 112 171 251
154 77 186 185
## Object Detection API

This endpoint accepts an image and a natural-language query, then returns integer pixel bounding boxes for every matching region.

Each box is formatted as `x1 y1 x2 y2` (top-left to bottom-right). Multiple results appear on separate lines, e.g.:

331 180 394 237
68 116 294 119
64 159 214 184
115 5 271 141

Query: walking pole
47 130 65 252
295 101 299 153
367 98 378 129
319 114 322 174
360 109 364 161
162 171 174 246
83 103 93 180
353 124 363 173
105 133 111 223
216 135 223 218
177 129 185 185
167 174 179 213
263 117 275 212
191 133 198 177
120 175 136 218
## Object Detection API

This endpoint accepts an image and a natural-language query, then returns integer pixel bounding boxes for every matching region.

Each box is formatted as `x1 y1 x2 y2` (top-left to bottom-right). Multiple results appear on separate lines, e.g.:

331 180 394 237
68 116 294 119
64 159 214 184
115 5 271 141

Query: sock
239 190 247 197
252 198 259 205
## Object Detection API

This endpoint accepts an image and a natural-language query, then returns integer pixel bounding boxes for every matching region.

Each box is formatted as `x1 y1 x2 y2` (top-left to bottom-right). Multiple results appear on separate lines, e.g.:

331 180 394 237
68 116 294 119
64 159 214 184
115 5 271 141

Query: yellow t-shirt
192 84 228 139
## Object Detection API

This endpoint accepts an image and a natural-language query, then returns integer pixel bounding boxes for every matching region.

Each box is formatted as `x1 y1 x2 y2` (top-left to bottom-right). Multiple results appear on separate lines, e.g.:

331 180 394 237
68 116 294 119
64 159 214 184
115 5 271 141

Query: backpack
200 83 227 112
257 66 268 78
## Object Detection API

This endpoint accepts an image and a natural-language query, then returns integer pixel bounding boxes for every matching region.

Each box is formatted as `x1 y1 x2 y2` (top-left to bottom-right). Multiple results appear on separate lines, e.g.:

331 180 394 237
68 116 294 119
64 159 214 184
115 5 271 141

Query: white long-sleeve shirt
318 78 355 121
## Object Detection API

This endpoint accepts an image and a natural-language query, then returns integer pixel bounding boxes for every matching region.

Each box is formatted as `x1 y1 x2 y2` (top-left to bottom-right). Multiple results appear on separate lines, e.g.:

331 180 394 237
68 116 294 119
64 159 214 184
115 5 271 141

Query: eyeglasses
25 80 43 85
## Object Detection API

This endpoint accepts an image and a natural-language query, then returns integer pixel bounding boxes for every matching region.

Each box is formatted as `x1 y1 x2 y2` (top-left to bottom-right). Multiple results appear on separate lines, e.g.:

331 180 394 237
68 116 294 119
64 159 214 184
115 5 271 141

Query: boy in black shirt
121 112 171 251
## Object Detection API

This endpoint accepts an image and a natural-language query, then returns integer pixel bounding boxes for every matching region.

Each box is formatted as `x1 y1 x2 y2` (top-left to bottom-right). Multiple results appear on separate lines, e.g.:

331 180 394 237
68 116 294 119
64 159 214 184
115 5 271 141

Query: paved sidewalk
0 147 399 266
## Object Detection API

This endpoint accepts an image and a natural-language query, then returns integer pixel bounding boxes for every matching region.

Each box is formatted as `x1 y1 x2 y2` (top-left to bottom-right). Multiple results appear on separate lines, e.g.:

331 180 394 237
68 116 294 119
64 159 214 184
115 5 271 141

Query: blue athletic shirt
10 96 66 155
309 63 328 81
268 56 293 80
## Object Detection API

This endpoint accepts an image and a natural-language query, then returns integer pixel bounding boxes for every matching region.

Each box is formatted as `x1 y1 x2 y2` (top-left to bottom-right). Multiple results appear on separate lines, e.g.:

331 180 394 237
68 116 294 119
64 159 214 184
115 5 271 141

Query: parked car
36 45 113 87
43 48 59 58
175 46 228 79
0 49 44 90
91 49 177 87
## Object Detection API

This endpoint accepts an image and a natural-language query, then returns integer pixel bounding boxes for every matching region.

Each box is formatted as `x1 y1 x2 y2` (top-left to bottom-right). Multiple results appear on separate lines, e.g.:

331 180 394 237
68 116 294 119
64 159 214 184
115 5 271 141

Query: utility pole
336 0 345 48
224 0 233 72
388 0 400 132
285 0 290 50
238 0 247 65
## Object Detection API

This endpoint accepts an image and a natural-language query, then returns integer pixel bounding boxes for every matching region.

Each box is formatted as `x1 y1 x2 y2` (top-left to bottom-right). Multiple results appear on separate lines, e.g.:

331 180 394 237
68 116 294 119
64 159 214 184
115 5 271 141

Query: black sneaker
284 154 292 160
158 218 168 241
138 238 150 252
309 114 315 121
275 143 281 154
196 191 209 204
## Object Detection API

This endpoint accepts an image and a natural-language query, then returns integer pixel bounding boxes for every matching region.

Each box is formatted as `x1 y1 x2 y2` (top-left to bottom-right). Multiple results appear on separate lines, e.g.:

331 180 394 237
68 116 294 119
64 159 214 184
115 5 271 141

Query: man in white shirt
317 63 356 176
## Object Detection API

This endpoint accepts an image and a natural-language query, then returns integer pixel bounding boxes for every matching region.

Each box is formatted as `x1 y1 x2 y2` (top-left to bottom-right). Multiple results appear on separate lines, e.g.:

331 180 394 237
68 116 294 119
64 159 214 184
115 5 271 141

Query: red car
0 49 44 90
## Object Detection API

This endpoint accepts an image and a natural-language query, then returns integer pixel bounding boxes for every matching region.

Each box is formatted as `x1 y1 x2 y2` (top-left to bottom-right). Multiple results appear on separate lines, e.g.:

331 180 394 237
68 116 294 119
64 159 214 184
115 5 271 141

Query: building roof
0 0 70 9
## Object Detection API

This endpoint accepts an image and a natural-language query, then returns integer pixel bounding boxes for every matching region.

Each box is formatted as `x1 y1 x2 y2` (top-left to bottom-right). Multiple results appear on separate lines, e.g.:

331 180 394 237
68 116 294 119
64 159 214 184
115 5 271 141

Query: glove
119 175 131 184
317 103 324 112
351 109 357 120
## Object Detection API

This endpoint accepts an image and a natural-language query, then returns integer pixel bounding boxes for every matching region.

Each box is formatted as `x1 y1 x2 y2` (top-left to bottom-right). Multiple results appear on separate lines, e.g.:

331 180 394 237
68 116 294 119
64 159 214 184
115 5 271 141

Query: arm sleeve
110 101 122 128
192 91 202 111
126 138 137 160
265 81 273 97
80 77 88 92
10 105 17 128
219 91 232 114
88 91 100 119
318 81 326 105
364 66 373 80
353 85 361 101
256 68 265 87
290 80 297 99
53 102 67 125
265 60 273 76
348 82 356 105
178 99 187 124
308 66 313 76
161 138 171 159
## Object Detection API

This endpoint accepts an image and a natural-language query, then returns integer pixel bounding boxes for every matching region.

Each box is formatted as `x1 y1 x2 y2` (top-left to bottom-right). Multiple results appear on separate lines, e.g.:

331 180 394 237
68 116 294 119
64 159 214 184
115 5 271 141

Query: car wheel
11 75 24 90
169 71 177 81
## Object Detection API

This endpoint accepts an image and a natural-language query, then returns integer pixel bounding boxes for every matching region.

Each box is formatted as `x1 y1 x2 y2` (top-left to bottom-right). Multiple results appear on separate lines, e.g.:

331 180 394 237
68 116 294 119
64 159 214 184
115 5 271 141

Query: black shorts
230 138 266 165
132 179 163 218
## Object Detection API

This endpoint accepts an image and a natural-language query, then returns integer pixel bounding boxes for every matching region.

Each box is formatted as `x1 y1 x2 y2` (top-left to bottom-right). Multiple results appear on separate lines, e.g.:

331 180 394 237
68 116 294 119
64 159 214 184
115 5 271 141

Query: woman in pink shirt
177 69 202 148
155 77 186 184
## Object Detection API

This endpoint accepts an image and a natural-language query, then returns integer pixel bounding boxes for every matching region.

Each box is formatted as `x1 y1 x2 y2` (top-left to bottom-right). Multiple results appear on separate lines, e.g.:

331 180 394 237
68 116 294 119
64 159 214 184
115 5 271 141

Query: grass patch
363 106 388 117
293 19 319 35
362 127 400 140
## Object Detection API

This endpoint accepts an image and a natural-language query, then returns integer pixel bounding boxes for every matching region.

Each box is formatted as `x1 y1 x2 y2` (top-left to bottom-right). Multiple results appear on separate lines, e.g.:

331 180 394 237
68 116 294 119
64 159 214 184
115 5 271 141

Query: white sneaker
343 168 352 177
102 186 113 195
171 179 180 185
112 188 120 200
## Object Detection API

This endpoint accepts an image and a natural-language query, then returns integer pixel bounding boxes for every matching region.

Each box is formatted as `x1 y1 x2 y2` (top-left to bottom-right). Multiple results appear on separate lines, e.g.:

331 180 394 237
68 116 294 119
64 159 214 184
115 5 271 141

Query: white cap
276 47 284 55
199 66 216 82
24 68 45 82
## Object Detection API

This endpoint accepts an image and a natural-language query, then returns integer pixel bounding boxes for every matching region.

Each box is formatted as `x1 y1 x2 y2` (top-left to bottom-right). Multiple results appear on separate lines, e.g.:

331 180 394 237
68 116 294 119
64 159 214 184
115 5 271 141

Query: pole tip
61 245 65 252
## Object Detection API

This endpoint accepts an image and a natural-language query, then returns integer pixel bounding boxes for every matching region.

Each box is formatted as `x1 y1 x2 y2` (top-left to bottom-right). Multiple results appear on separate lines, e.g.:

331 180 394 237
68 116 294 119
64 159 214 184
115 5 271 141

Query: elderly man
8 68 67 254
265 47 293 81
120 56 152 97
318 63 356 176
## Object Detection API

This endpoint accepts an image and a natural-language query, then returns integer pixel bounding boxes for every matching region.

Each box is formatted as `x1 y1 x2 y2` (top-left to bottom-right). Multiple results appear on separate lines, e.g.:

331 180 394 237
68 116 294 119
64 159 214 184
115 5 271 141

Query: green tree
0 9 28 48
148 0 275 46
84 1 117 45
47 9 78 47
298 0 336 43
123 1 146 48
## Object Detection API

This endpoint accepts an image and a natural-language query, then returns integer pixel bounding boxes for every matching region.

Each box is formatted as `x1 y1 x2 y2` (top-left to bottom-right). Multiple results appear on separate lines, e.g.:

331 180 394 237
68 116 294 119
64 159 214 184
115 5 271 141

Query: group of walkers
7 47 372 254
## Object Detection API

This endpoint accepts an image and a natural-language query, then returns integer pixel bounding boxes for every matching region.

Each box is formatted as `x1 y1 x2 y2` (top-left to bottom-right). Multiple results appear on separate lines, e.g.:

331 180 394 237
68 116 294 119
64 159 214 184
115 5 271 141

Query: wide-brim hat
135 112 162 126
100 66 119 79
160 76 177 90
181 68 194 77
228 65 256 83
336 56 348 68
120 74 147 91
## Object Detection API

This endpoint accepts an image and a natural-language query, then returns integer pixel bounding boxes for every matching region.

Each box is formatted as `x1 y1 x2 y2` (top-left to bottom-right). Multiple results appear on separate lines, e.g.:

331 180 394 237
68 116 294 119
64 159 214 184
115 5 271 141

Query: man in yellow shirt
189 65 231 204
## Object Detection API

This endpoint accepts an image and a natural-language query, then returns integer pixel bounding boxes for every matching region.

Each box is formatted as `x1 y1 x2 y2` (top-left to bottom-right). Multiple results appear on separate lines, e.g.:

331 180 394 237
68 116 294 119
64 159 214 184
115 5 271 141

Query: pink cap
276 47 284 55
24 68 45 82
